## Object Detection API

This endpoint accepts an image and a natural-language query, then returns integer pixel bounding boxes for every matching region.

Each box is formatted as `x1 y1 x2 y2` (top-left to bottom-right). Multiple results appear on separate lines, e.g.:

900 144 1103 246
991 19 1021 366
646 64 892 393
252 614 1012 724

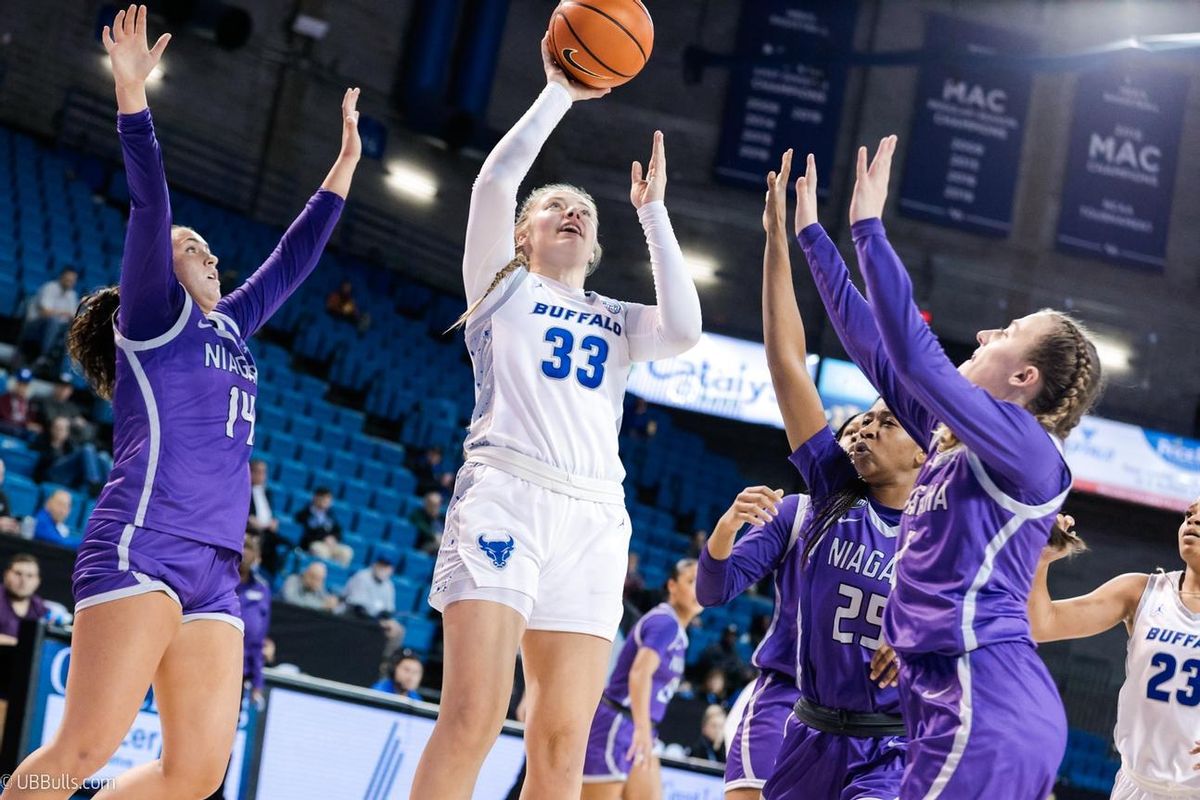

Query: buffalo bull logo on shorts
477 533 516 569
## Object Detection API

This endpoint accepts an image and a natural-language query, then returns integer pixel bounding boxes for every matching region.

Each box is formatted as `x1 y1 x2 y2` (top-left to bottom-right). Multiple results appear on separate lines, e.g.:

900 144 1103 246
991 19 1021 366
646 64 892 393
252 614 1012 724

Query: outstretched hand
631 131 666 209
541 33 610 102
103 5 170 112
794 152 819 235
340 88 362 161
1040 514 1087 565
717 486 784 533
849 135 898 225
763 149 792 233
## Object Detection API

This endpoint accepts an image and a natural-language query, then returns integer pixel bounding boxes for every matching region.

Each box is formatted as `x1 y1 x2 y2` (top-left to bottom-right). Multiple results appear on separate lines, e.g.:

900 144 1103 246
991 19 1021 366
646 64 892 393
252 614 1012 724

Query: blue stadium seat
388 519 418 550
288 416 318 443
329 450 360 480
4 474 38 518
276 519 303 547
370 488 406 518
348 435 378 462
399 615 436 653
341 478 373 510
275 460 310 491
392 577 421 614
296 441 329 471
371 540 401 567
0 447 37 478
340 533 367 567
388 468 417 497
400 552 435 583
359 461 388 488
309 468 342 496
356 509 388 541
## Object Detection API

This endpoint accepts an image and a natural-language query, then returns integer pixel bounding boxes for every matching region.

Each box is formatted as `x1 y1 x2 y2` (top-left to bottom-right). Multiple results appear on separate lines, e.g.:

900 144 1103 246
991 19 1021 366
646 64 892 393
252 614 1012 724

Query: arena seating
0 122 1124 789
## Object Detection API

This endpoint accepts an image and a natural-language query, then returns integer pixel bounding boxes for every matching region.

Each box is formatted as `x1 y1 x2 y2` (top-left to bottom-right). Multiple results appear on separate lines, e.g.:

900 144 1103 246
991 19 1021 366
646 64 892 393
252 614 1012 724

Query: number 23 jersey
1114 569 1200 790
463 268 635 484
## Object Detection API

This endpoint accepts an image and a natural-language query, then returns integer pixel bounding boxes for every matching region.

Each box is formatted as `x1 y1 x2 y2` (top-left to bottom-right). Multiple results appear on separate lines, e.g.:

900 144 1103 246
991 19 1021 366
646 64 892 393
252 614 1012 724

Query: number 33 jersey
463 269 635 483
1114 569 1200 791
90 292 258 554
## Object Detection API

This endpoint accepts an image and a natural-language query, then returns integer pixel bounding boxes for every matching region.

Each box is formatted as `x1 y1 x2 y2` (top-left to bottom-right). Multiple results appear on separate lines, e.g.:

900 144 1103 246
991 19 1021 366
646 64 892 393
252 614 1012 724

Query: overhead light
292 13 329 40
100 55 164 86
1092 334 1133 375
385 163 438 203
682 251 719 285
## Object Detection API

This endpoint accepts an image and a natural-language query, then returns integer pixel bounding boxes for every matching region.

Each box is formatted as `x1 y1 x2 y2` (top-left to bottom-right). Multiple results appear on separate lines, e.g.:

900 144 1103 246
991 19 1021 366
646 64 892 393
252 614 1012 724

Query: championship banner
898 14 1035 236
1056 60 1189 270
714 0 857 192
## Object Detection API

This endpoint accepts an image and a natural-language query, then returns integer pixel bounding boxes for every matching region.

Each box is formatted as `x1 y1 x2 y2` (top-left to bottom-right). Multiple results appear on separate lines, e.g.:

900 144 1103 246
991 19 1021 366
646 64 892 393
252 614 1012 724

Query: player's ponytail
449 183 603 331
68 286 120 401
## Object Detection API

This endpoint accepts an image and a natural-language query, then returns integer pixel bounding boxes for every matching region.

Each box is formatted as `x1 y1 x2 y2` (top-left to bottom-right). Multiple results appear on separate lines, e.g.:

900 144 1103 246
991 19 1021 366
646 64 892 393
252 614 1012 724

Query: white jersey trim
113 291 193 351
207 310 241 338
753 496 808 671
466 446 624 504
121 349 162 527
922 654 973 800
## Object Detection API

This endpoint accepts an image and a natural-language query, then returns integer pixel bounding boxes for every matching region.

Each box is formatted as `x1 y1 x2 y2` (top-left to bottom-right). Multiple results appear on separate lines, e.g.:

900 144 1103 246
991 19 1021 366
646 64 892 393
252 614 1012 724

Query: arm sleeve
696 495 803 607
115 110 186 340
786 426 858 500
853 218 1068 496
797 223 934 445
215 190 344 338
462 83 573 305
636 614 680 654
625 202 703 362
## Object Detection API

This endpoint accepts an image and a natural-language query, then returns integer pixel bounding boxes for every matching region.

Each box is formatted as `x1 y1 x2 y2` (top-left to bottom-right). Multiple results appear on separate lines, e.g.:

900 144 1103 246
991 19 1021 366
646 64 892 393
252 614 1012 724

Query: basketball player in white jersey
1029 500 1200 799
410 35 702 799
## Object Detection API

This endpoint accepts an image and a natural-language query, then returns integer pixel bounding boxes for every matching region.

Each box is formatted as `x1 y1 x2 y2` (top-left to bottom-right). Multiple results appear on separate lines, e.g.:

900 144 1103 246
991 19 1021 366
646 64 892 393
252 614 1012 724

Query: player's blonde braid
936 311 1103 453
450 183 602 331
1030 312 1102 439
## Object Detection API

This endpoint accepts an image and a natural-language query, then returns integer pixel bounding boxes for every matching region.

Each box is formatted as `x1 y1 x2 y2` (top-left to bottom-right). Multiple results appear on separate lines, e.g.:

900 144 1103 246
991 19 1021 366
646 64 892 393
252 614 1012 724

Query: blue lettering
533 302 548 315
1147 627 1160 641
549 306 564 318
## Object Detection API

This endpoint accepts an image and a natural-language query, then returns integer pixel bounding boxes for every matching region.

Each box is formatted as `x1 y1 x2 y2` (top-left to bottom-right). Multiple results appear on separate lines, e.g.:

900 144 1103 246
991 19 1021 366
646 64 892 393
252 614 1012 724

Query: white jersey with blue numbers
1113 570 1200 793
457 82 701 485
463 270 633 483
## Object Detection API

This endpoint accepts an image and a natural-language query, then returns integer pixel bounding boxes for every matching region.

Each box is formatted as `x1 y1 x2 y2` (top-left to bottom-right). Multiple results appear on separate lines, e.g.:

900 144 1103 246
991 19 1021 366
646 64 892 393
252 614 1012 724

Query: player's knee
436 691 507 749
163 754 229 798
526 720 586 769
45 735 119 779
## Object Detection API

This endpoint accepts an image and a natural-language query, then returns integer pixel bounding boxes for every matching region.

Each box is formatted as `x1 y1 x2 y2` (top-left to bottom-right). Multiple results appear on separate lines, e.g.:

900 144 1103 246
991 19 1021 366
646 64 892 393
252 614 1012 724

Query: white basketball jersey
1113 570 1200 792
463 268 631 483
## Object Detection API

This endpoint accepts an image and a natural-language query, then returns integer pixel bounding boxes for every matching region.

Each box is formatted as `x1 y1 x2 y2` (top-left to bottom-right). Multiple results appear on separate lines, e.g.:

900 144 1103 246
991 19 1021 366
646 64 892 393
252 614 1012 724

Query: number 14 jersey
1114 569 1200 791
463 269 633 484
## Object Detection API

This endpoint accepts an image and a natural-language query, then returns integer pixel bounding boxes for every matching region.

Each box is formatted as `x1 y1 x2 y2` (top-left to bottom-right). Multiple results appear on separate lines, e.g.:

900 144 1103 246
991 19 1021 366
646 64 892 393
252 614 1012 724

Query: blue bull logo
477 534 515 569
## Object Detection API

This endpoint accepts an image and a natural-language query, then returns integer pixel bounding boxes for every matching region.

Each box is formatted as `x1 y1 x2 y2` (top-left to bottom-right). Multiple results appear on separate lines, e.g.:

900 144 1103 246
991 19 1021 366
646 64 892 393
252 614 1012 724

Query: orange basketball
548 1 654 90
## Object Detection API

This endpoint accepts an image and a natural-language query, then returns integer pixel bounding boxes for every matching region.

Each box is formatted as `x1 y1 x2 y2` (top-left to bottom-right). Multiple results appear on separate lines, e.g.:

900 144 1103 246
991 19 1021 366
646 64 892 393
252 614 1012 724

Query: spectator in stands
698 667 729 707
325 280 370 332
236 534 271 708
687 529 707 559
621 396 657 439
0 459 23 536
20 267 78 369
371 648 424 700
698 624 751 686
410 491 444 554
411 446 452 497
31 374 93 444
246 460 281 573
0 369 35 437
688 704 727 762
24 489 72 545
33 416 106 493
344 556 404 655
0 554 47 645
295 487 353 566
281 561 340 612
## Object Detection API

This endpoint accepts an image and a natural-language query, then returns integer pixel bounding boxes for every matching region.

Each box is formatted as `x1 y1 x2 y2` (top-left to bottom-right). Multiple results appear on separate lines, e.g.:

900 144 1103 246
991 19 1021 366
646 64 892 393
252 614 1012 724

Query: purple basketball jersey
89 109 342 555
603 603 687 723
883 441 1069 657
789 429 903 714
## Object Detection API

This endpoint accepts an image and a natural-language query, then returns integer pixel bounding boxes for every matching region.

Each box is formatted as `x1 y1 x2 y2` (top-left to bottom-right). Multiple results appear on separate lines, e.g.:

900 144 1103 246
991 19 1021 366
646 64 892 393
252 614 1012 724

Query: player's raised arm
1028 515 1148 642
105 4 184 340
762 150 827 451
625 131 703 361
696 487 788 607
215 89 358 337
461 35 608 306
790 151 933 446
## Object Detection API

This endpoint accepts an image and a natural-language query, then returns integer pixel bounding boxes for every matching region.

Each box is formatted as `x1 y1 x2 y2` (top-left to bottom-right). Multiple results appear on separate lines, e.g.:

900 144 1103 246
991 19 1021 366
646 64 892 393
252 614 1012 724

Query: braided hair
798 412 870 568
936 310 1103 451
451 183 603 330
